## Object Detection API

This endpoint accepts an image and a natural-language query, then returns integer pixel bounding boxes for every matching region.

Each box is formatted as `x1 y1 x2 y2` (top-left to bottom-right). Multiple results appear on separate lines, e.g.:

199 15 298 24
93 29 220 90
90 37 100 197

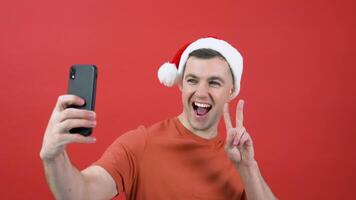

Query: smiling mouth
192 101 212 116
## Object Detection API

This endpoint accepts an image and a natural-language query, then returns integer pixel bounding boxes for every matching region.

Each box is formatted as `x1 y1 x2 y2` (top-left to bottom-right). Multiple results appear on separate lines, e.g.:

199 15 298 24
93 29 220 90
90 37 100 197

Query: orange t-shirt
93 118 246 200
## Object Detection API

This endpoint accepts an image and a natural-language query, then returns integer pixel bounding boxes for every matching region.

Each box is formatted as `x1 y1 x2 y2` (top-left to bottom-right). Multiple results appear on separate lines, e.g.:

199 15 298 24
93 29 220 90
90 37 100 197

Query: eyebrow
208 76 225 83
184 74 198 80
184 74 225 83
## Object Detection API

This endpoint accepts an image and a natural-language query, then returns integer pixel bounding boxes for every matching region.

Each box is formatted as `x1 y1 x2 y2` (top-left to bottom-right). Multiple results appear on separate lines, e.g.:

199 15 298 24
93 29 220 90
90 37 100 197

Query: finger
223 103 233 130
237 131 249 147
225 128 237 150
242 131 253 147
59 108 96 122
59 134 96 145
227 147 241 162
236 99 244 128
55 95 85 112
60 119 96 132
233 127 246 146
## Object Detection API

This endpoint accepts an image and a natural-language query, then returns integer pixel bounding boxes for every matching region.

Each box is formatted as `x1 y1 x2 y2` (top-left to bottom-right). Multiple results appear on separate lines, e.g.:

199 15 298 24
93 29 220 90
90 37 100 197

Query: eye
209 81 221 87
187 79 198 85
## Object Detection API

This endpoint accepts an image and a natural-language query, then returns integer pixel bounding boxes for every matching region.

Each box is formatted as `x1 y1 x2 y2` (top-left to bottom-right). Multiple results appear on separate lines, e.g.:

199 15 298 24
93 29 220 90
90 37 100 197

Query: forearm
42 151 89 200
237 161 277 200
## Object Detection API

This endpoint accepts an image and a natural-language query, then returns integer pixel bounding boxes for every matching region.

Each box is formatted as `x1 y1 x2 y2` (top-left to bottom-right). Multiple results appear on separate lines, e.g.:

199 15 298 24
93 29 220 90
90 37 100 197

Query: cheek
181 84 195 96
181 86 192 102
213 89 231 103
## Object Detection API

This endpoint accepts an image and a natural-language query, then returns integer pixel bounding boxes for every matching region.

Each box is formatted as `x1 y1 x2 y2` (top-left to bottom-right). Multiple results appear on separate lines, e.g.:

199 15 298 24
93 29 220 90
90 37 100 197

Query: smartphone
67 64 98 136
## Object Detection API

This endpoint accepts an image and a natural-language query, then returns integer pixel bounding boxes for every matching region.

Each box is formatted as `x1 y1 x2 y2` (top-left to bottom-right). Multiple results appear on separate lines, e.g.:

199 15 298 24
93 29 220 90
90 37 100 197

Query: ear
228 87 234 101
178 78 183 91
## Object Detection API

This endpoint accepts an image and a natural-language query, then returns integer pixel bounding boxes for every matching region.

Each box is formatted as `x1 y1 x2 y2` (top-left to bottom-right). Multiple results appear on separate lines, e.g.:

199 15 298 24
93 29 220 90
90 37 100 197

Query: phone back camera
70 68 76 79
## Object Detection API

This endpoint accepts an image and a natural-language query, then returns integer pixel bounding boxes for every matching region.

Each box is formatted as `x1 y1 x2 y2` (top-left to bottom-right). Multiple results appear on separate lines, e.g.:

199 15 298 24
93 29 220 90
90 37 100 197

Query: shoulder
112 125 147 150
145 117 178 137
111 117 177 148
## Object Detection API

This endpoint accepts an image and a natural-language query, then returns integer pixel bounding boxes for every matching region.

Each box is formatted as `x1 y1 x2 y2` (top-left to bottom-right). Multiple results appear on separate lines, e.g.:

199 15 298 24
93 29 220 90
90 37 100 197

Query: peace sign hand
223 100 255 168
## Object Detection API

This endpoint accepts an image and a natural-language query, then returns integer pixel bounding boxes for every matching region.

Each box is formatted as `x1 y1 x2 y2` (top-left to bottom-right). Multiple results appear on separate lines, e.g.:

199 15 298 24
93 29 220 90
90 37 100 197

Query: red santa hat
157 37 243 99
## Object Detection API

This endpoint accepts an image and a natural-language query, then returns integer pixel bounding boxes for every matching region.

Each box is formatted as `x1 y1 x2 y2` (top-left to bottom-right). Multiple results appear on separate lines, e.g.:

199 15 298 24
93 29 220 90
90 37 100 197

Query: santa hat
157 37 243 99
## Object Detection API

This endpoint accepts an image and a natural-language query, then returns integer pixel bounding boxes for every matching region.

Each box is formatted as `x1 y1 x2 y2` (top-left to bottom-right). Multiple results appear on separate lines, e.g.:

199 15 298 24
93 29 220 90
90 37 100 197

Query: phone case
68 65 97 136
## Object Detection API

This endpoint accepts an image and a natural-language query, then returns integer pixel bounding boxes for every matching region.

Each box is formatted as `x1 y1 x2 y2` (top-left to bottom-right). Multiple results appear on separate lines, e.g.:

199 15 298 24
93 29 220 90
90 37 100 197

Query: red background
0 0 355 199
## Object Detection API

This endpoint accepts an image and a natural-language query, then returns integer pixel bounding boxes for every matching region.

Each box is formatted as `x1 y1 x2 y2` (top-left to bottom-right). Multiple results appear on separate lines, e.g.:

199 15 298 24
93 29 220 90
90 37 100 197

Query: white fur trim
157 62 179 87
178 37 243 98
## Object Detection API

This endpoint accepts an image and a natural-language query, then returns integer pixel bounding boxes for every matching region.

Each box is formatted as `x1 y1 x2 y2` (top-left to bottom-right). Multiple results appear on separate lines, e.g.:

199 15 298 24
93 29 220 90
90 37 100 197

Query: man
40 37 278 199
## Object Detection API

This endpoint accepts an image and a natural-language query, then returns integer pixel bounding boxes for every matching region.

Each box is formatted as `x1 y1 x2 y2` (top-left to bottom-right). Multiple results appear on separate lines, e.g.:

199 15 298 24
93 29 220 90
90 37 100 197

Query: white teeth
194 102 211 108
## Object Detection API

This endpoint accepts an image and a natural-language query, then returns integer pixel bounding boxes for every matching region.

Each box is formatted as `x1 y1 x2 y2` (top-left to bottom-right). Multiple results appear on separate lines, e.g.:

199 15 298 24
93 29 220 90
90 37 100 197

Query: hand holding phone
68 65 98 136
40 95 97 161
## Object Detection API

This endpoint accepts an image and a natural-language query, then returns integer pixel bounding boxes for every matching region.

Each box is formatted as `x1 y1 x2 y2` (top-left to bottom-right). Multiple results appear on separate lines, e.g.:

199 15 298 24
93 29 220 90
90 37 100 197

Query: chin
188 113 217 132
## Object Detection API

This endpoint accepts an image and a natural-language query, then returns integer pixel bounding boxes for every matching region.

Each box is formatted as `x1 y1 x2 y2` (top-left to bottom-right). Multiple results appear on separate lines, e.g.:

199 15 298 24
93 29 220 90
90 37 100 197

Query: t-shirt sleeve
92 126 147 194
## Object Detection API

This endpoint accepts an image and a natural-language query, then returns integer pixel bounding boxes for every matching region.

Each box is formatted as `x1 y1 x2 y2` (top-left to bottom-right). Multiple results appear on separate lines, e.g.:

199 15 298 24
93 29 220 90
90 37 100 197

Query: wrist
236 160 259 178
236 158 257 169
41 151 67 165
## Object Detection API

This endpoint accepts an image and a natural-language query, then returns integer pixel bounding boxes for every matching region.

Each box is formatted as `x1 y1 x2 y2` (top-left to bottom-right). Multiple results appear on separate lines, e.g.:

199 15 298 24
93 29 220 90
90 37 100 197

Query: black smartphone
68 64 98 136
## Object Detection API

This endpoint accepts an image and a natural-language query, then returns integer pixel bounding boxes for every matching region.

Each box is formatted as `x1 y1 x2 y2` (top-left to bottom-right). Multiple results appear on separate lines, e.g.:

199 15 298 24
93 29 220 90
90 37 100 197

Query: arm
40 95 117 200
42 151 117 200
223 101 278 200
237 161 276 200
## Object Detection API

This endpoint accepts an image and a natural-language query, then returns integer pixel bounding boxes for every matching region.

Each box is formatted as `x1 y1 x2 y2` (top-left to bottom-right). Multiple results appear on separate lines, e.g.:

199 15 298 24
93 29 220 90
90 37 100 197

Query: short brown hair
182 48 235 86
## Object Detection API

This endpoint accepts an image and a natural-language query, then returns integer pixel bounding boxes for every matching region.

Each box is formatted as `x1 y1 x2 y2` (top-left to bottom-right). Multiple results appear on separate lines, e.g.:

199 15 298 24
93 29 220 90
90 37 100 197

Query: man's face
179 56 234 133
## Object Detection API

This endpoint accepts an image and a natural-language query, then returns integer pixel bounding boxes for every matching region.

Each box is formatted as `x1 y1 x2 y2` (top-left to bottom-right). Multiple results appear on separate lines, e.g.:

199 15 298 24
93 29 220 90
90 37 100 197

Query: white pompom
157 62 179 87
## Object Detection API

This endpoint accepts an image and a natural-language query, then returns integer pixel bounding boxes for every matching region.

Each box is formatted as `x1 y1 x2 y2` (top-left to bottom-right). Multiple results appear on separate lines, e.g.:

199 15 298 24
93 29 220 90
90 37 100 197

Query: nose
195 82 209 98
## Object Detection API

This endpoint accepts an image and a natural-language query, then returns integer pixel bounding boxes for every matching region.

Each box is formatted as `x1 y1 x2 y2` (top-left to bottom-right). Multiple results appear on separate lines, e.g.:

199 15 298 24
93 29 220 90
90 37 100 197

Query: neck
177 113 219 139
